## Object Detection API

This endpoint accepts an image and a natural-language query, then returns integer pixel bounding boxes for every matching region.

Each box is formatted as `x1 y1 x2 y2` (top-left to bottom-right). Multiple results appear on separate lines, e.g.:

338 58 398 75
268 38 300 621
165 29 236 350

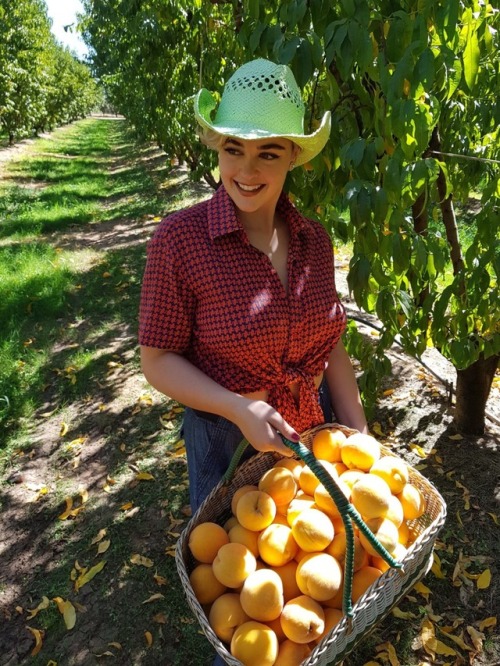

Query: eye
260 152 279 160
223 146 241 156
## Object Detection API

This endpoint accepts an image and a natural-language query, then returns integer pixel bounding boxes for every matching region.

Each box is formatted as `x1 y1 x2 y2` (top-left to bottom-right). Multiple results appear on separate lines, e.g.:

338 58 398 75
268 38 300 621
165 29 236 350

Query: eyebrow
225 138 287 151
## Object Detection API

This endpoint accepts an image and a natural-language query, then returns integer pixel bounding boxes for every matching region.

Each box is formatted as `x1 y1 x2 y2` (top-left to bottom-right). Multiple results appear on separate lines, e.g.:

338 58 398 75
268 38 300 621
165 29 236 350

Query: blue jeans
182 379 334 513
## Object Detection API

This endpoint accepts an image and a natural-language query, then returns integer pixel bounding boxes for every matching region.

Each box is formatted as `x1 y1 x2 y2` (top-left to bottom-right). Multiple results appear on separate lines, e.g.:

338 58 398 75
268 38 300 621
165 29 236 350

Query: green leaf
279 36 301 65
463 22 480 92
245 0 260 20
294 38 313 88
348 254 371 293
249 22 266 53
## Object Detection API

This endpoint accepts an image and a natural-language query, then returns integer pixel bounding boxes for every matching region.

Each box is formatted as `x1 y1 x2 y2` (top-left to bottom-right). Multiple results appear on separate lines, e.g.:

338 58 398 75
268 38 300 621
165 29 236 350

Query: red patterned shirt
139 185 346 432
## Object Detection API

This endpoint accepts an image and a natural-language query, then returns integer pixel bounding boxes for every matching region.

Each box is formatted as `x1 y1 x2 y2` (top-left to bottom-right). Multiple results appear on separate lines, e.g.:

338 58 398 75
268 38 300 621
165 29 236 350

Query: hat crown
215 59 305 135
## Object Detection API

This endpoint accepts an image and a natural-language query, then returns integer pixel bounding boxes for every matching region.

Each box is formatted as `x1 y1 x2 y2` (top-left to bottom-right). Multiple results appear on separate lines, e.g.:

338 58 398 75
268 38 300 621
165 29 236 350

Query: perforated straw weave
175 423 447 666
194 58 331 166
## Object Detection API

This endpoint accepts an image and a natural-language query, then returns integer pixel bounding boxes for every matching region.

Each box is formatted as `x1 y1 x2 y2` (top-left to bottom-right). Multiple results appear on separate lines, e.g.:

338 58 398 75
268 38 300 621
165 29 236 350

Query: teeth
237 182 262 191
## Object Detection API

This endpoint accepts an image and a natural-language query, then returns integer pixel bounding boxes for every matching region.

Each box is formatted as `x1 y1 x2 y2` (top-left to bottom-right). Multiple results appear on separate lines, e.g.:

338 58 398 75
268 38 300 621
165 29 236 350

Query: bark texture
455 354 499 434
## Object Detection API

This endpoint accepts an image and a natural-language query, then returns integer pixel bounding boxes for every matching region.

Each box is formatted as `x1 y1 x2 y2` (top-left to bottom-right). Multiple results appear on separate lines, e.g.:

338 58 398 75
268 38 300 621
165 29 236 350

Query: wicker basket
175 423 447 666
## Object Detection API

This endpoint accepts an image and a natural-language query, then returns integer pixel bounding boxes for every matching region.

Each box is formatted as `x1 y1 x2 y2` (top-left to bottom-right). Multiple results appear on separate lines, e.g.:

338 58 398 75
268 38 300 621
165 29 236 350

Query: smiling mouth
235 181 265 193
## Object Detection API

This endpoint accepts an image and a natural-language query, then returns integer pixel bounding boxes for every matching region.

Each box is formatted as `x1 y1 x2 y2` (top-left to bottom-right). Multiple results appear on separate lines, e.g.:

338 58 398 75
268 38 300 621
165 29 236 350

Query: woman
139 58 368 513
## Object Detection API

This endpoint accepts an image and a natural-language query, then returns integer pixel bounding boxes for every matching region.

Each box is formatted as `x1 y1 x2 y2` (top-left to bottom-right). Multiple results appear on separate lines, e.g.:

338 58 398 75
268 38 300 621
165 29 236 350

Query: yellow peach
230 621 279 666
188 522 229 563
212 542 257 588
397 483 426 520
257 523 298 566
270 560 301 602
351 566 383 603
291 508 334 552
314 478 351 520
312 428 346 462
231 484 258 516
239 568 284 622
208 593 249 643
258 466 297 505
286 495 316 526
274 639 312 665
358 517 399 557
350 475 392 519
341 432 381 471
370 456 409 494
236 490 277 531
296 552 343 601
273 457 304 484
280 595 325 644
228 523 260 558
189 563 226 605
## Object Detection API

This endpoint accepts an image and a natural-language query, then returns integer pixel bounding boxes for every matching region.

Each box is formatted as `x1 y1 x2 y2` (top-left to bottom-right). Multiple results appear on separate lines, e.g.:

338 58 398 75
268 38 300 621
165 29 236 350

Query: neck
238 208 277 233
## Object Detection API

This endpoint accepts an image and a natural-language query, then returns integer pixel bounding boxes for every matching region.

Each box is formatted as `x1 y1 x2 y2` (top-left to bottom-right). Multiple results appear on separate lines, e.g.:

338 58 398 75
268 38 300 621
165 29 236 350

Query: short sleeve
138 226 195 351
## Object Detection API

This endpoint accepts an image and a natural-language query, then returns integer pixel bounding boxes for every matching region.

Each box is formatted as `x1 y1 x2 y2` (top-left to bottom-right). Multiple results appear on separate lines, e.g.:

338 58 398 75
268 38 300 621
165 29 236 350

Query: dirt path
1 121 499 665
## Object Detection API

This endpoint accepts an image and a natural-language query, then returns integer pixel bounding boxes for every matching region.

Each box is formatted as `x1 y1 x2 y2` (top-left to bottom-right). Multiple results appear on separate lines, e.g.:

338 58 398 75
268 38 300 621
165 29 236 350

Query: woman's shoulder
150 197 210 244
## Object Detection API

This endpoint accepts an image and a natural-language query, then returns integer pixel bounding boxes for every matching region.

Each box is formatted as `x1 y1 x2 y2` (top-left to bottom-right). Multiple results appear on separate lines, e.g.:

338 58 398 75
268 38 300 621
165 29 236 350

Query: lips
235 181 265 194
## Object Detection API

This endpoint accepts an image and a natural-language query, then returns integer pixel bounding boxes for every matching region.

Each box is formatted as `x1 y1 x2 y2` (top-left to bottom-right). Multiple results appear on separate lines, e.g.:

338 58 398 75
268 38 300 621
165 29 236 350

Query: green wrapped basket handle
223 435 404 623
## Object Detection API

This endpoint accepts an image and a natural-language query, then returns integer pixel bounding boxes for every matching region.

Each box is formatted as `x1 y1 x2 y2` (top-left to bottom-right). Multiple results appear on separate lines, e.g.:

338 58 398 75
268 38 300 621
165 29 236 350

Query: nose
239 154 259 178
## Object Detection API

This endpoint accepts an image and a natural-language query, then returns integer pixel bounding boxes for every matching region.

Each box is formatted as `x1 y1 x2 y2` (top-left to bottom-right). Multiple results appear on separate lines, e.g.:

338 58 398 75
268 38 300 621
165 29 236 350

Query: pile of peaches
187 428 426 666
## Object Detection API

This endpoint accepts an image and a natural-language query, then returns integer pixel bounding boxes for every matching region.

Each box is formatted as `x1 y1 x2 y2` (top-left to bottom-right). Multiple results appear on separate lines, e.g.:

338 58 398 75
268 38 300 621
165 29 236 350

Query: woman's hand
231 398 299 457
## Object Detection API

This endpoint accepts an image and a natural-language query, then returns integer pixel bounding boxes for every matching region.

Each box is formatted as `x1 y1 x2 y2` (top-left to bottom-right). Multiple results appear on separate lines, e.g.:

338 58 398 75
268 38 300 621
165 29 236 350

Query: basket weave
175 423 447 666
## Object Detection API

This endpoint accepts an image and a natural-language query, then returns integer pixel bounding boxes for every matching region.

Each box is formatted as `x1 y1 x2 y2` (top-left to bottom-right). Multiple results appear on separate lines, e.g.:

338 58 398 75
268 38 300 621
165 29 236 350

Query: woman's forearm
140 346 297 455
325 340 368 433
140 346 246 419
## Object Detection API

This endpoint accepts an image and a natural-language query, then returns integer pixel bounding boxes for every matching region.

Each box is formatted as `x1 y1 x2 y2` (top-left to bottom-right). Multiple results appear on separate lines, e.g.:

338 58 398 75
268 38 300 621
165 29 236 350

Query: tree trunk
411 190 429 306
429 126 464 277
455 353 499 434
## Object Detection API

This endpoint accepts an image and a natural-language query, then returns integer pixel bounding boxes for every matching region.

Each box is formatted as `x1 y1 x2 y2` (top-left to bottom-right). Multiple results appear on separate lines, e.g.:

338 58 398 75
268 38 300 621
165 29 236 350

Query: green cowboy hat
194 58 331 167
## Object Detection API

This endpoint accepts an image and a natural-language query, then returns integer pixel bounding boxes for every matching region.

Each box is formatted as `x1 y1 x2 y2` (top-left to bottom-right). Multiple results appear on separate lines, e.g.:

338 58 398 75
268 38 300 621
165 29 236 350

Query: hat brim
194 89 331 167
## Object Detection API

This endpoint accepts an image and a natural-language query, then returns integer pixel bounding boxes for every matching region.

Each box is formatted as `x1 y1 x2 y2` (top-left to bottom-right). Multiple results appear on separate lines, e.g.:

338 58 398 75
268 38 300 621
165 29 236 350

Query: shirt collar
207 184 308 241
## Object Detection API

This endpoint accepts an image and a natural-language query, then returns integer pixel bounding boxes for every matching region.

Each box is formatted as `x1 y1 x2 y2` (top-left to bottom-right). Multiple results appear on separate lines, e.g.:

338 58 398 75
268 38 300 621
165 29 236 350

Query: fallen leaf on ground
467 626 485 652
53 597 76 630
409 443 427 458
26 627 44 656
97 539 111 555
130 554 154 567
431 552 446 579
478 617 497 631
142 593 165 604
392 607 417 620
476 569 491 589
26 597 50 619
376 642 400 666
413 581 432 600
59 422 69 437
91 529 107 545
144 630 153 646
108 642 122 650
153 573 167 586
135 471 155 481
153 612 167 623
58 497 85 520
74 560 106 591
438 627 472 651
